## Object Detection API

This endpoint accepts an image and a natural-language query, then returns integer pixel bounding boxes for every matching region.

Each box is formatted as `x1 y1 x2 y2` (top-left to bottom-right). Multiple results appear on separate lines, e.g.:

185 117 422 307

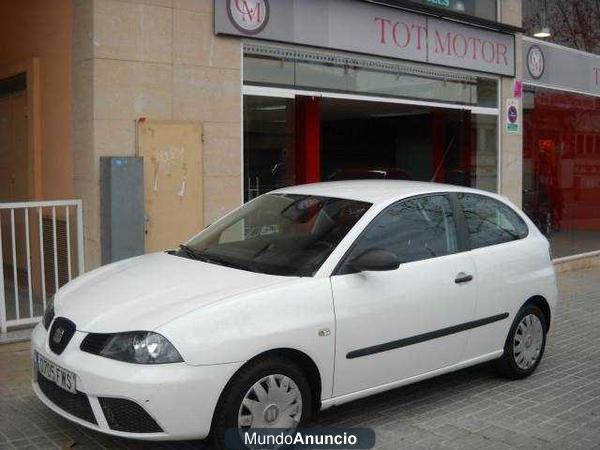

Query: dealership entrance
242 38 501 202
244 94 498 202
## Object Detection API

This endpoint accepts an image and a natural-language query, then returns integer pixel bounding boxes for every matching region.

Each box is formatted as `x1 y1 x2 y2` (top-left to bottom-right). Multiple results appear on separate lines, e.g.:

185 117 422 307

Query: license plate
35 352 77 394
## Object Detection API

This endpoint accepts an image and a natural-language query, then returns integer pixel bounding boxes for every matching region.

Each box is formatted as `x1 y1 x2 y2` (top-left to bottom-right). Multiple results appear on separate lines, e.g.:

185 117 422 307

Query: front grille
49 317 76 355
99 397 163 433
43 305 55 330
37 373 97 424
80 333 111 355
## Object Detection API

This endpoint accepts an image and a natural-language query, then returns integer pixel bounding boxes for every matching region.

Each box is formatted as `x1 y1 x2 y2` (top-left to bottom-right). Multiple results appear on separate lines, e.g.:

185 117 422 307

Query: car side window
458 193 529 249
340 195 458 273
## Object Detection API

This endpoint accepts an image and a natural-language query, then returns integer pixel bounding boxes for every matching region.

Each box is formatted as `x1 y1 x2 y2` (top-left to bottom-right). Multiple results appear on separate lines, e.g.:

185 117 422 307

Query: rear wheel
495 305 547 379
210 356 312 449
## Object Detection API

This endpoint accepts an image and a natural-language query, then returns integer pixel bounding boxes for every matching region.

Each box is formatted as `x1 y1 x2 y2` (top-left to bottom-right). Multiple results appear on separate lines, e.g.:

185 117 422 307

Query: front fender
157 277 336 400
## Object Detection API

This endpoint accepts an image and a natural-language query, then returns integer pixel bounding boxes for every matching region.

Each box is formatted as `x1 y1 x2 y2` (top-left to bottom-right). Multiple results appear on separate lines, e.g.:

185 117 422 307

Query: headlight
42 297 55 330
81 331 184 364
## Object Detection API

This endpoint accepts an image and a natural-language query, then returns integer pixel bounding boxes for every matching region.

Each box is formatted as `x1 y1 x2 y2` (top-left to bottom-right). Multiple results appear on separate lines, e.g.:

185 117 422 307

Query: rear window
458 193 529 249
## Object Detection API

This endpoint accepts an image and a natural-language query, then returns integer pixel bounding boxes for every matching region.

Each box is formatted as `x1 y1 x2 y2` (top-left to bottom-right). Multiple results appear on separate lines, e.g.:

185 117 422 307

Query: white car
32 181 557 448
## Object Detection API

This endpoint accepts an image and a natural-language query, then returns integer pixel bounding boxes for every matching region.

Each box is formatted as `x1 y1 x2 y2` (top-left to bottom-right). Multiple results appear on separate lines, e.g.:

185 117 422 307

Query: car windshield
175 193 371 277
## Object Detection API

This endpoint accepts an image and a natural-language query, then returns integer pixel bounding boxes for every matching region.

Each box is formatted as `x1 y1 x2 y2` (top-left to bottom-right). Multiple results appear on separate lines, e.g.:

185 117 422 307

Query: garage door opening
243 95 498 202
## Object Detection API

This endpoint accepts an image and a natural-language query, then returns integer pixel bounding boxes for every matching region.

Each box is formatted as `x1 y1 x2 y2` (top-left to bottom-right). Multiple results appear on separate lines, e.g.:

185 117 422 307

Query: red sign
374 17 427 51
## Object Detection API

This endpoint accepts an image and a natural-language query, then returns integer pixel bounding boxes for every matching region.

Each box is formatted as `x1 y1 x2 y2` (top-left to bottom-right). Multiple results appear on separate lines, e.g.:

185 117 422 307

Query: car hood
54 252 294 333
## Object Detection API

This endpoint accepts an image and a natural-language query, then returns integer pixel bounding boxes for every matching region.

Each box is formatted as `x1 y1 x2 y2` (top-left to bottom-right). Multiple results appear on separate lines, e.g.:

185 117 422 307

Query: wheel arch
213 348 323 422
523 295 552 331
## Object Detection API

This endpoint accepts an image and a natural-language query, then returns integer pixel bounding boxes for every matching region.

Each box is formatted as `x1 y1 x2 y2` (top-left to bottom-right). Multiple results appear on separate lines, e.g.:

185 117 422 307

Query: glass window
180 194 371 277
244 55 498 108
244 96 296 201
244 56 295 86
458 193 528 249
243 95 499 202
411 0 497 21
523 86 600 258
340 195 458 273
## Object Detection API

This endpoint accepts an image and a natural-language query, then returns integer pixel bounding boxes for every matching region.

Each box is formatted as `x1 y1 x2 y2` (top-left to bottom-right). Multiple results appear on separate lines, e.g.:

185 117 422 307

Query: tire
210 356 312 450
495 304 547 379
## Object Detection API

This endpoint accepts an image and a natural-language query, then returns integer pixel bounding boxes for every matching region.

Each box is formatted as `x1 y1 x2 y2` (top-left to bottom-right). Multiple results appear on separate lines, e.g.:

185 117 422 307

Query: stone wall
72 0 242 269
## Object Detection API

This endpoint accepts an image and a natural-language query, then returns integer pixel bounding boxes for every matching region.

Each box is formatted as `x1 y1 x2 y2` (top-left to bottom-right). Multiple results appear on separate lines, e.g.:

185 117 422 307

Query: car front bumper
31 323 244 441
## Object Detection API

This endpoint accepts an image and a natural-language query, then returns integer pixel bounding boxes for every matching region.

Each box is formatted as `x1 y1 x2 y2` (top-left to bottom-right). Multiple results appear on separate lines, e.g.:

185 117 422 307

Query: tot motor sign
215 0 516 77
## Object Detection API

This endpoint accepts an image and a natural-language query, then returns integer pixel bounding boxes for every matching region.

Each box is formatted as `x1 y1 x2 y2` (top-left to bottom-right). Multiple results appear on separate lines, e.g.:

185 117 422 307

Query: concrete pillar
72 0 242 270
499 0 524 206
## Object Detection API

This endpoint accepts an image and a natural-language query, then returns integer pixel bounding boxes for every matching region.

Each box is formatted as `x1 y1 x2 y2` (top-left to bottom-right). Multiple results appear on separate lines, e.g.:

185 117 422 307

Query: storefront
522 38 600 258
215 0 515 201
10 0 600 270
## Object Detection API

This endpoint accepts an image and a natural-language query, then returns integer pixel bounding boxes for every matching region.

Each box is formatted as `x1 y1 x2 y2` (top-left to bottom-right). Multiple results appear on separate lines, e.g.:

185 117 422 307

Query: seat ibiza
32 181 557 448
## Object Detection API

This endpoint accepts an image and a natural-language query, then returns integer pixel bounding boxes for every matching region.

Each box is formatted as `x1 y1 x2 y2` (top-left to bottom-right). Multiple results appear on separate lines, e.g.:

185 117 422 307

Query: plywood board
137 120 203 252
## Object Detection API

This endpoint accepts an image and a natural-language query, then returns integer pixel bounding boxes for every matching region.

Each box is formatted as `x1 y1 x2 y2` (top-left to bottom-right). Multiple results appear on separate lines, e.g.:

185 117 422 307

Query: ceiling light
533 26 551 38
454 1 465 12
533 0 551 38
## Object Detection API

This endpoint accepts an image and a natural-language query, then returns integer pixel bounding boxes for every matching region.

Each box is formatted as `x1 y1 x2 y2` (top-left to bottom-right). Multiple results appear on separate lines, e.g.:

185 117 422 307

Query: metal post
10 209 19 320
52 207 59 292
76 200 85 275
38 207 46 310
25 209 33 319
0 215 6 334
65 206 72 281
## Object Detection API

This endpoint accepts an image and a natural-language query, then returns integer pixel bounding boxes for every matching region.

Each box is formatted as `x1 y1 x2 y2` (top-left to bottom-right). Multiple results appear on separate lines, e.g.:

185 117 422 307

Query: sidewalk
1 267 600 449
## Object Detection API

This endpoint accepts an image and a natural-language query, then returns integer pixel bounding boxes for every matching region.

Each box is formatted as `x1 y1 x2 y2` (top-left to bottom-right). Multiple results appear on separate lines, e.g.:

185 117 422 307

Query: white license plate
35 352 77 394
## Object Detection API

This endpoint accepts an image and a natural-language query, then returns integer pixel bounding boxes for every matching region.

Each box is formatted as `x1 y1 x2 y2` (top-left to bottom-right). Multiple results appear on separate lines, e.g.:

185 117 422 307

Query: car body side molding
346 313 510 359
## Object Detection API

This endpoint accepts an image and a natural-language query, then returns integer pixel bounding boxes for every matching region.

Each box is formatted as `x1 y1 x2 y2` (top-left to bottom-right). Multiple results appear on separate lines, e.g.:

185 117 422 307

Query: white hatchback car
32 181 558 447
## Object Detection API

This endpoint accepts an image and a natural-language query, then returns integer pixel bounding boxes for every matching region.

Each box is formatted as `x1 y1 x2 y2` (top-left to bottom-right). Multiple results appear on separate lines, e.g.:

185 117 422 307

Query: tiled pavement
1 267 600 449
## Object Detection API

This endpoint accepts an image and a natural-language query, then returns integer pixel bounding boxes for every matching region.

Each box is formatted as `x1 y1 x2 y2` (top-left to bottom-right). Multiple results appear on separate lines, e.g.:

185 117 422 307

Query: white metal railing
0 200 84 333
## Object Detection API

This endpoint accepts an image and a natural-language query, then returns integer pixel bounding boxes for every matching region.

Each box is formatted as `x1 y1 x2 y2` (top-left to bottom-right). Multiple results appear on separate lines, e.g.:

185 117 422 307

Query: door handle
455 272 474 284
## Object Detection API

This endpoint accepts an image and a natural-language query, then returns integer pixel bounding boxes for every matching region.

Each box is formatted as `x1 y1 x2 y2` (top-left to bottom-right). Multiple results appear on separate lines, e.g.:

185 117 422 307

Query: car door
330 194 477 397
456 193 543 361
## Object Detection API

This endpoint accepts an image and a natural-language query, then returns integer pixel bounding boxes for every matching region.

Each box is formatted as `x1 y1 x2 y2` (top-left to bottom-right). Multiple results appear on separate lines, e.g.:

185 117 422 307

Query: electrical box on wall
100 157 145 265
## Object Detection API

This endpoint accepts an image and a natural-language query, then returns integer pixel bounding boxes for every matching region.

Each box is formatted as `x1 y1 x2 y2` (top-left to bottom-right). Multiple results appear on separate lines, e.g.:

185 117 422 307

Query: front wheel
495 305 547 379
210 356 312 449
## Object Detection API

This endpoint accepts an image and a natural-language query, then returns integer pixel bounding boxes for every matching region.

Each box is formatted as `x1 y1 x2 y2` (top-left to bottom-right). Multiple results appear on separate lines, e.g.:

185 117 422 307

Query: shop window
523 86 600 258
244 95 499 202
244 96 296 201
244 54 498 109
411 0 497 21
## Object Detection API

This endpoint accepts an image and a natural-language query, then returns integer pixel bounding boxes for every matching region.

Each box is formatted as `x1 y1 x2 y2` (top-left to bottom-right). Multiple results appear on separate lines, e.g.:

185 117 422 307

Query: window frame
333 192 469 276
454 192 530 251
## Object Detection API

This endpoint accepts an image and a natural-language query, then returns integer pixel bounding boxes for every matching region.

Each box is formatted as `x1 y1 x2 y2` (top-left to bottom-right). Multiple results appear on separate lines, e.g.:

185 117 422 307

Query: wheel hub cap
264 404 280 423
513 314 544 370
238 374 303 430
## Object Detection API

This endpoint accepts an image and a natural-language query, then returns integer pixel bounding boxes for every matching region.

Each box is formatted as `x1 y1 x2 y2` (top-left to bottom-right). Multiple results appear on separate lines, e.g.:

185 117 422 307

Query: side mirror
349 248 400 273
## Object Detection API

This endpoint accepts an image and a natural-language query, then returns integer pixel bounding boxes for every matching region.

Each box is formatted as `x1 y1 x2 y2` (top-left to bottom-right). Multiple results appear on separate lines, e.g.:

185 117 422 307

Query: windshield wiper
178 244 203 260
199 254 254 272
179 245 253 271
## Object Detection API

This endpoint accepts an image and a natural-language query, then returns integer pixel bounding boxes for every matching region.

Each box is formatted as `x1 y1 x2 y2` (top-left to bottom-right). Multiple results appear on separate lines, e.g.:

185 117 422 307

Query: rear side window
458 193 529 249
341 194 458 271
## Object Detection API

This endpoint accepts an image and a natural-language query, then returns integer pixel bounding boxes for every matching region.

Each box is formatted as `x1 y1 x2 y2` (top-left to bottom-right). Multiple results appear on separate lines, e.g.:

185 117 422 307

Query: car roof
272 180 490 205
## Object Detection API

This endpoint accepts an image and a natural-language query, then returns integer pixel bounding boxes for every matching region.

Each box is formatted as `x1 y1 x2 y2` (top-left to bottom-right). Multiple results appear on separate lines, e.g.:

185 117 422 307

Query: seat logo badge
53 327 65 344
318 328 331 337
264 404 279 423
527 45 545 80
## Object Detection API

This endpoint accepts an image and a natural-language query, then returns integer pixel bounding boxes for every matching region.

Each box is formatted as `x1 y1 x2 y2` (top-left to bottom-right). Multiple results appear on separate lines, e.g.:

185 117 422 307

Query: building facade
0 0 598 271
